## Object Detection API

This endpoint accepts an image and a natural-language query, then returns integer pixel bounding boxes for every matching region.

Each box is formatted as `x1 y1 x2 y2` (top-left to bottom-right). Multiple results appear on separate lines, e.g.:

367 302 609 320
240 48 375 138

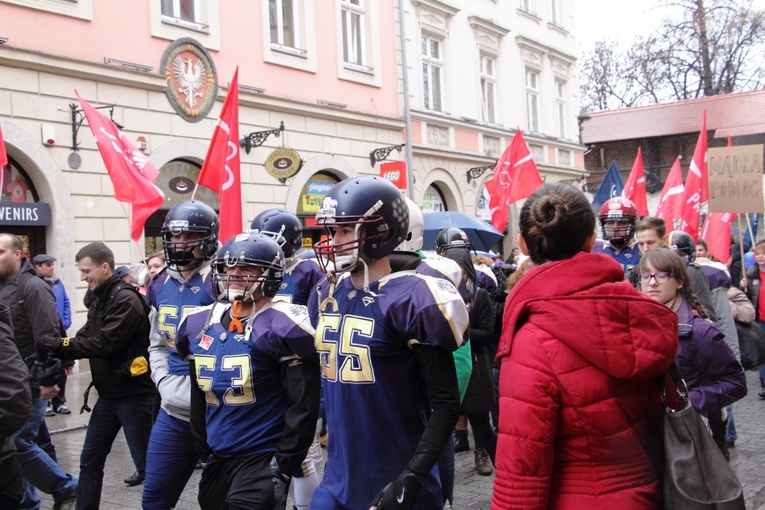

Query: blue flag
592 161 624 211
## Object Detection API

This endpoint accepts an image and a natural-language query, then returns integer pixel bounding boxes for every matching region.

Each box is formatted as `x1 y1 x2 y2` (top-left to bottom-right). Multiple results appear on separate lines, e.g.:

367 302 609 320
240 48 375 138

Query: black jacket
745 265 762 320
0 259 63 390
0 303 31 464
55 275 155 399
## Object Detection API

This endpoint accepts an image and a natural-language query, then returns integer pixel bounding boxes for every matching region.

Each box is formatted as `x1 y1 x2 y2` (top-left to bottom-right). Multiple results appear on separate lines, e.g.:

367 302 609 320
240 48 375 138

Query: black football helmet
250 209 303 258
313 176 408 276
435 227 472 256
212 231 285 302
161 200 219 269
667 230 696 263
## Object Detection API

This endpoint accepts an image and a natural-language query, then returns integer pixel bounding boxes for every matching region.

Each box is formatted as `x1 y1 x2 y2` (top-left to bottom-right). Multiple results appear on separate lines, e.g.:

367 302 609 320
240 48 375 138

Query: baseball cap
32 254 57 266
115 266 130 278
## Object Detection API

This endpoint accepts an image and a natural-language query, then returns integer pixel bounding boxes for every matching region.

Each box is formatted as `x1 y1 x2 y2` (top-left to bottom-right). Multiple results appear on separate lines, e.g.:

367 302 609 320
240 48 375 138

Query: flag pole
737 215 746 269
119 202 146 262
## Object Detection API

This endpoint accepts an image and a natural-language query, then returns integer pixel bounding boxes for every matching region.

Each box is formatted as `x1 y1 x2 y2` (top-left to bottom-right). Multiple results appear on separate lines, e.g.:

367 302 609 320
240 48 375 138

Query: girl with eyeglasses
637 248 747 457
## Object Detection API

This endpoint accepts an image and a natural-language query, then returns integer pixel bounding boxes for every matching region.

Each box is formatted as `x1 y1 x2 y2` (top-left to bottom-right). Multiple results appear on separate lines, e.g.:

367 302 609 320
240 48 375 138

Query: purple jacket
675 299 747 413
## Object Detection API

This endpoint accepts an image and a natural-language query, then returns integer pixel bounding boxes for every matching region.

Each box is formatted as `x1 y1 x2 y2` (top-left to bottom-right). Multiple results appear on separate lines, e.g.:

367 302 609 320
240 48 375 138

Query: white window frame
341 0 369 71
150 0 220 49
422 34 444 112
519 0 535 14
262 0 316 72
555 80 566 138
480 54 496 124
1 0 93 20
269 0 305 56
161 0 207 30
550 0 561 25
525 69 539 132
335 0 381 86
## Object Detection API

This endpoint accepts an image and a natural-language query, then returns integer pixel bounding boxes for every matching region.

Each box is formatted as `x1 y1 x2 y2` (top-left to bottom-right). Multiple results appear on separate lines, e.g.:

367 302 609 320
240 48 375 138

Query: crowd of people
0 180 755 510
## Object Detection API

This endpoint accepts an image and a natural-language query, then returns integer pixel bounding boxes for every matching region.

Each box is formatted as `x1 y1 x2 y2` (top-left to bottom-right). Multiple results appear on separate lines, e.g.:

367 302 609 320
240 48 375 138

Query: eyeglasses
638 271 672 284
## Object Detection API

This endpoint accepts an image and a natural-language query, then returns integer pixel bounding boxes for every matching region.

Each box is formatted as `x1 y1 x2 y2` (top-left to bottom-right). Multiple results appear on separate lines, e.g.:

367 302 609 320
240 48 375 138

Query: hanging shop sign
161 38 218 123
380 161 407 190
264 148 303 181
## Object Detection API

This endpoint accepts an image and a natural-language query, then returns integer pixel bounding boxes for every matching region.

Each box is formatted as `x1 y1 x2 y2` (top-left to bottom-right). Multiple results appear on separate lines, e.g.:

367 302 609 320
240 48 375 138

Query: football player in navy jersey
592 197 642 274
250 208 325 509
308 176 469 510
142 200 220 509
177 232 320 510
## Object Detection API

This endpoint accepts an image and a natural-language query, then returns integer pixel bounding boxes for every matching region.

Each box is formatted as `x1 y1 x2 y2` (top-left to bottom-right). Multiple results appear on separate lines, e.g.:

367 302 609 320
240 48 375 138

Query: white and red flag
76 91 165 241
679 109 708 238
197 67 242 243
701 212 736 264
655 157 685 226
485 129 543 232
622 147 648 216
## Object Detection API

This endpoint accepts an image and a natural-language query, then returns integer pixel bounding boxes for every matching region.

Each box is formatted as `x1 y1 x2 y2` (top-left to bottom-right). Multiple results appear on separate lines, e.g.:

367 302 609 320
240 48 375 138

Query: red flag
655 157 685 226
622 147 648 215
0 124 7 168
701 212 736 264
198 68 241 243
76 91 165 241
485 129 543 232
679 109 708 238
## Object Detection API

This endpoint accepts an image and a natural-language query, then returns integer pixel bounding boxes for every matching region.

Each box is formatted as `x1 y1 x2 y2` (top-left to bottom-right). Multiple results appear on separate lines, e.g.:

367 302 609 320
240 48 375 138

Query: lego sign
707 145 764 214
380 161 407 190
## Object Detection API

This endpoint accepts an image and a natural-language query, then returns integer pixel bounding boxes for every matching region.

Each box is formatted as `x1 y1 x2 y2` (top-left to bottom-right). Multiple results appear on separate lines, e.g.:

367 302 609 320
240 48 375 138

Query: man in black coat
50 242 155 510
0 233 78 509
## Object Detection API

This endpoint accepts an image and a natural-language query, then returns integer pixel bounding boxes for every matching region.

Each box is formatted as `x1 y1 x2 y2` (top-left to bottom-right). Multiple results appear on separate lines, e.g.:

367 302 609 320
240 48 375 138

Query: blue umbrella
422 211 504 252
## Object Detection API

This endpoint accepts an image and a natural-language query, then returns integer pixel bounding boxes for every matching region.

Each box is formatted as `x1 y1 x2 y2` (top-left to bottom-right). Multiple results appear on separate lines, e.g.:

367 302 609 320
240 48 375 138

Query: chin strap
229 300 244 333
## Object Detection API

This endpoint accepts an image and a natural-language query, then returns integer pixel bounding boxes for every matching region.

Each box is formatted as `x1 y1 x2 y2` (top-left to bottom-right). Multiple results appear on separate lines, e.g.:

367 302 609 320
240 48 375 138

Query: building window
161 0 207 30
422 35 443 112
269 0 305 55
525 69 539 131
555 80 565 138
550 0 561 25
480 55 496 123
519 0 535 14
341 0 369 70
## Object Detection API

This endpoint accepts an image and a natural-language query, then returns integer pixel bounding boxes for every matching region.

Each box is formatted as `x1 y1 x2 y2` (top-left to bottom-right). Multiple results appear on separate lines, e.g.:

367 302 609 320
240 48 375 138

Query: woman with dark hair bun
492 183 680 509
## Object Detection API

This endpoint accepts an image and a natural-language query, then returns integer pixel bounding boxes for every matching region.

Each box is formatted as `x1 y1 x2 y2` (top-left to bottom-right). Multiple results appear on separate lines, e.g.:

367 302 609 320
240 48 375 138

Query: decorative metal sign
264 148 303 181
160 38 218 123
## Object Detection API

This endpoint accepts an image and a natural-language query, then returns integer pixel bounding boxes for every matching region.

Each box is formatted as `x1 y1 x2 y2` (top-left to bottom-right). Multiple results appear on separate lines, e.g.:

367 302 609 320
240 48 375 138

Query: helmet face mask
212 232 285 303
161 201 220 269
250 209 303 258
313 176 408 280
599 197 638 247
435 227 472 256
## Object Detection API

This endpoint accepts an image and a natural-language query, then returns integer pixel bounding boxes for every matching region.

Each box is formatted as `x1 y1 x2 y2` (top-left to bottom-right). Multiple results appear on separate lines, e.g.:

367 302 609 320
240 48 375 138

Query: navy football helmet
435 227 472 256
212 231 285 302
161 200 219 269
250 209 303 258
313 176 408 276
667 230 696 262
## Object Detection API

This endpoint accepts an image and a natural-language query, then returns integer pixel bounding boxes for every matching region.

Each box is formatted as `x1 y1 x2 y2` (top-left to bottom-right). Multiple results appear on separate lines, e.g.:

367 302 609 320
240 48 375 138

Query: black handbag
734 320 765 370
460 345 495 415
662 364 745 510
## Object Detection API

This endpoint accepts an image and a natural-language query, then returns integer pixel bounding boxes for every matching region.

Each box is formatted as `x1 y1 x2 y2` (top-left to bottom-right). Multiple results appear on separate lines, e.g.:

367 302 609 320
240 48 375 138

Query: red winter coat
492 252 678 510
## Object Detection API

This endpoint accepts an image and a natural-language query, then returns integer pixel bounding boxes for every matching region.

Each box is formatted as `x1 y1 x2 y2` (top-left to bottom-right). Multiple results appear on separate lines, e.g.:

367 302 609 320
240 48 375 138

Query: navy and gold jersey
307 271 468 509
146 268 215 376
273 257 325 306
593 240 642 273
179 301 317 458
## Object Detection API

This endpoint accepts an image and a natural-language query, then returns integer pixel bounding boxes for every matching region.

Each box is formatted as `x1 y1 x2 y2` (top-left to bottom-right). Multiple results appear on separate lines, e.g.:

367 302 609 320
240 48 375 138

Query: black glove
371 470 424 510
270 456 290 510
